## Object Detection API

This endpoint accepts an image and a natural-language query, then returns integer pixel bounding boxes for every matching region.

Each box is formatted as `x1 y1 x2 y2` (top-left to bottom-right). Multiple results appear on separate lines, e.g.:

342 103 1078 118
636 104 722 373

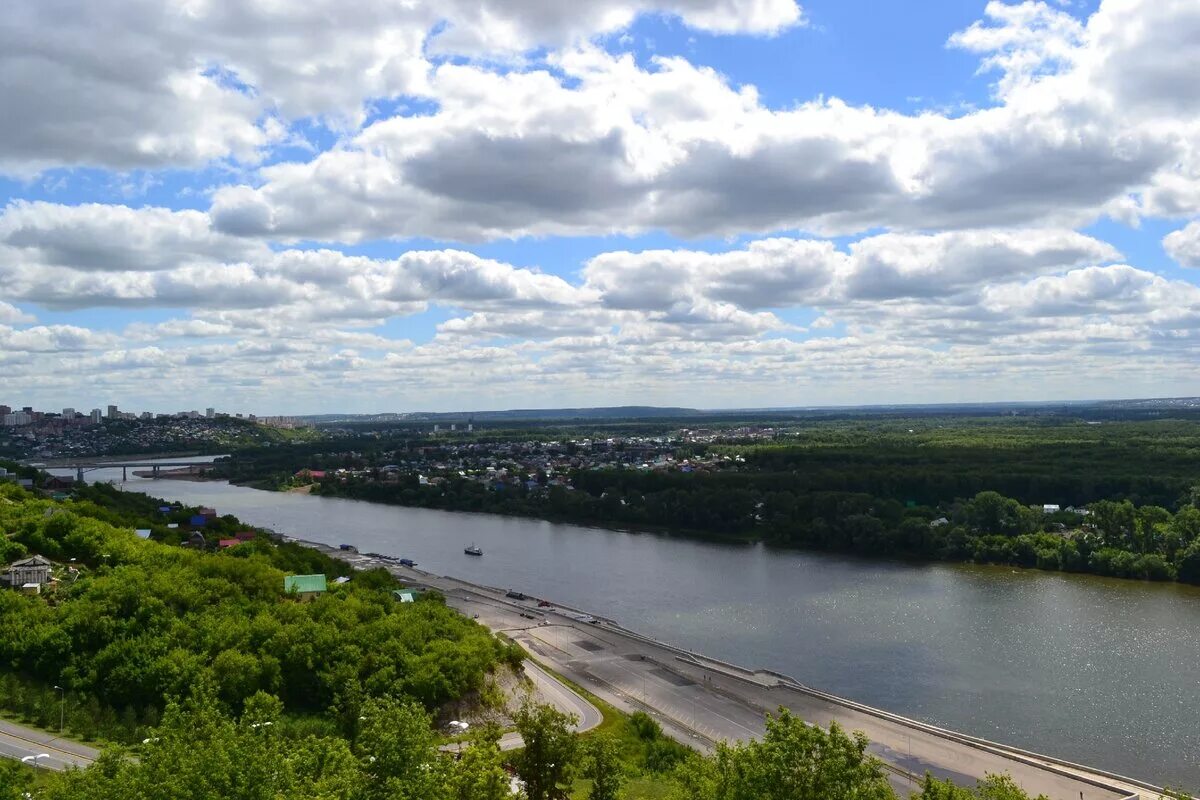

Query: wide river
62 458 1200 789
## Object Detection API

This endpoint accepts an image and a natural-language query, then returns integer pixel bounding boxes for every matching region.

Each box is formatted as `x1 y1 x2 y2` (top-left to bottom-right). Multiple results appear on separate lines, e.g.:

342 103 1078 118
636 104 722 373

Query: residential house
284 574 327 601
185 531 207 549
7 555 51 588
218 539 240 549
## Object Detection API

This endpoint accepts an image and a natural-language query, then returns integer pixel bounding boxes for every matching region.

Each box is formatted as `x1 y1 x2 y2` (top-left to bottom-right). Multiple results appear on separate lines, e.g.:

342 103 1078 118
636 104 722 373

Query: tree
965 492 1033 537
356 696 442 800
672 710 894 800
583 734 625 800
0 760 31 800
513 701 578 800
446 724 511 800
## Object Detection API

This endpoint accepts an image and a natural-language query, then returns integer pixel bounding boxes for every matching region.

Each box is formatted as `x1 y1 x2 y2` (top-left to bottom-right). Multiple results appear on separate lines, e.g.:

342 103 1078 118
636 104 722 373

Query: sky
1 0 1199 414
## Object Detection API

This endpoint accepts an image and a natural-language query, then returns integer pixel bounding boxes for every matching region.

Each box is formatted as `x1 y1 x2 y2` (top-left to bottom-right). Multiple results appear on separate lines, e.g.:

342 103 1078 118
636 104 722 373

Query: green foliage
916 774 1049 800
0 760 33 800
583 735 626 800
514 700 579 800
444 723 512 800
0 484 507 744
670 710 894 800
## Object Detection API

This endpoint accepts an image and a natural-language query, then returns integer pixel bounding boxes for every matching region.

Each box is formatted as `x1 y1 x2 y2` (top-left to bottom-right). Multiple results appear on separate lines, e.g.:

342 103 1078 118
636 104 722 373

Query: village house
7 555 52 589
283 574 327 601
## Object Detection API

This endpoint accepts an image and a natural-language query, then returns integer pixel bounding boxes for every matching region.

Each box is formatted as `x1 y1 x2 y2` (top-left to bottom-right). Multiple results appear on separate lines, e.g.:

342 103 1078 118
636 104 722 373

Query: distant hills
295 397 1200 425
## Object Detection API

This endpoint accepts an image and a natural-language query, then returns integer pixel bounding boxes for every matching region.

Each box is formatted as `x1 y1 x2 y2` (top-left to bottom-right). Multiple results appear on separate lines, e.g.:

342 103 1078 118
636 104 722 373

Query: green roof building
392 589 422 603
284 574 327 599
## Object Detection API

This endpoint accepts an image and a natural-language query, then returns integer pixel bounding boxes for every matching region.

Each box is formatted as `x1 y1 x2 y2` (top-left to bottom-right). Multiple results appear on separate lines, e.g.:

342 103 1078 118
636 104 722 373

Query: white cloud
0 0 801 174
0 301 34 325
0 201 266 271
1164 222 1200 267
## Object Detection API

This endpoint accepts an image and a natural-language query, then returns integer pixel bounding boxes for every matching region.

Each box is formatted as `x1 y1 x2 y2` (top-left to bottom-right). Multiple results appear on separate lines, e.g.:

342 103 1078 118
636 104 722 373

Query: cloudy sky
2 0 1199 414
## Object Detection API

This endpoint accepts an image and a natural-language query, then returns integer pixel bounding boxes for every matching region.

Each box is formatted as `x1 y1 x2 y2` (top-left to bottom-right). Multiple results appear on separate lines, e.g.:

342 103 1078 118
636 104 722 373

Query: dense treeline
319 475 1200 582
0 484 517 745
3 689 1152 800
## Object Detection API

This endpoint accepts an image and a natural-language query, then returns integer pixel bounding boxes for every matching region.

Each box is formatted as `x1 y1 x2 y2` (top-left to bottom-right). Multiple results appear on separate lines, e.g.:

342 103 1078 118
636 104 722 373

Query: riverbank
288 535 1168 800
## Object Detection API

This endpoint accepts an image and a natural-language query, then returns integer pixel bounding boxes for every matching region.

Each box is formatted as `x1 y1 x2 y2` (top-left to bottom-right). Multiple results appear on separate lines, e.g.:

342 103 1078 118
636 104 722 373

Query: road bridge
53 461 217 483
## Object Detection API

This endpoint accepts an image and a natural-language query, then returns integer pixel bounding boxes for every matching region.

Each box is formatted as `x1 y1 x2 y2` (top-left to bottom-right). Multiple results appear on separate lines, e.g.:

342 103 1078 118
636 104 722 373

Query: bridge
56 461 217 483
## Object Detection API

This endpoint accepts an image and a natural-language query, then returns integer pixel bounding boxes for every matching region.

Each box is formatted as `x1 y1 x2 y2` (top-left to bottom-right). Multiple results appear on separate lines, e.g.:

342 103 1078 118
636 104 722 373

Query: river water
61 459 1200 789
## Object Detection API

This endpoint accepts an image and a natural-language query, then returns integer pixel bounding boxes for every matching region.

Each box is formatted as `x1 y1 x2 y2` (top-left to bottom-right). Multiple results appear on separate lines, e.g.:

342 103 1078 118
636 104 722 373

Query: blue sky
0 0 1197 414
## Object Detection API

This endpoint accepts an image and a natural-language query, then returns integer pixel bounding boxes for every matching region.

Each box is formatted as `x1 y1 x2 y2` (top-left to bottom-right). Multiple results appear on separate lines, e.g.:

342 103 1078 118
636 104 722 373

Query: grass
571 775 676 799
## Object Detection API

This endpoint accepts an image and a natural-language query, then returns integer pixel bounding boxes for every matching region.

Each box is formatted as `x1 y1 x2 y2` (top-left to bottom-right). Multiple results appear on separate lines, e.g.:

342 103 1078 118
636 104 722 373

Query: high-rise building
90 409 102 423
3 411 32 427
106 404 119 419
62 407 75 418
0 405 10 418
206 407 215 418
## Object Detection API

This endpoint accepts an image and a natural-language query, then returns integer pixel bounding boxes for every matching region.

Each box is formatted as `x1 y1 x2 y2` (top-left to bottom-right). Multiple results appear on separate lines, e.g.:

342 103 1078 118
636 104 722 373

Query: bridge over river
54 460 217 483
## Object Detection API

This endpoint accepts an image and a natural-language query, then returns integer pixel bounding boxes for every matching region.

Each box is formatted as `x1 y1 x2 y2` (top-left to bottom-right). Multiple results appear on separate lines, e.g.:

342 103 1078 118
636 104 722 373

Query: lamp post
53 685 64 733
21 753 50 769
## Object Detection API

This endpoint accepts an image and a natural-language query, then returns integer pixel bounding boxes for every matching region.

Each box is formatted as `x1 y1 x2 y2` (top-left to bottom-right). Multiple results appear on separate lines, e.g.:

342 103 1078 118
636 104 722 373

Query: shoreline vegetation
2 478 1166 799
192 414 1200 587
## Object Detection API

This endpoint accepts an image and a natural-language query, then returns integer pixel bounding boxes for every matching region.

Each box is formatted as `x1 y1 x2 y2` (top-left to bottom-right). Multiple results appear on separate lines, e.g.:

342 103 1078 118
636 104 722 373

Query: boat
464 544 483 556
399 558 417 567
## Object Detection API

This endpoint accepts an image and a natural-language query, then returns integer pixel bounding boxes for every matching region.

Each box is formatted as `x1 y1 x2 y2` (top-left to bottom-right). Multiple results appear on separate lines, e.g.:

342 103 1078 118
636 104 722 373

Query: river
59 458 1200 789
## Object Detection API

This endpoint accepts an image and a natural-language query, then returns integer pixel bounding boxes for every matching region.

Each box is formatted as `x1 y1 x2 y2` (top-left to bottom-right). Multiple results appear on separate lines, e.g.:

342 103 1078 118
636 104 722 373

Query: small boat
464 544 483 556
399 558 417 568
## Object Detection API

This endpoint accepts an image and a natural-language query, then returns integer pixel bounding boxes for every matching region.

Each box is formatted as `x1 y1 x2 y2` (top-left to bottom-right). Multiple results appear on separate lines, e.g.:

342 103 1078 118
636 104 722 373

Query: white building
3 412 32 427
90 408 102 423
62 407 75 418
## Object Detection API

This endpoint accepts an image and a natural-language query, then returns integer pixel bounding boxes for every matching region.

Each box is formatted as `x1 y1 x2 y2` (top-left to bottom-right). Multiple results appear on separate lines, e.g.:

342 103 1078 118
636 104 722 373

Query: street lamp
21 754 50 769
53 685 64 733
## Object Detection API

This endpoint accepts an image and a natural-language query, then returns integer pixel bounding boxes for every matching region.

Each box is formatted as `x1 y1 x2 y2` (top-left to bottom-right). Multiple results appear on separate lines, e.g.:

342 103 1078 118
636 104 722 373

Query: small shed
284 574 327 601
185 531 207 549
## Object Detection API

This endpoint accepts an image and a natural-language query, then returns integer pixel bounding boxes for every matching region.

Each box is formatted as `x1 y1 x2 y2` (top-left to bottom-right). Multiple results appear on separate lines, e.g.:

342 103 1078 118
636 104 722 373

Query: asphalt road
0 719 98 771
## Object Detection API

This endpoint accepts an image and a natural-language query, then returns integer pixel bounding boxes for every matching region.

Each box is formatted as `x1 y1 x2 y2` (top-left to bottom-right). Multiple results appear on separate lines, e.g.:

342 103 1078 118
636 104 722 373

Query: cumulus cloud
0 301 34 325
203 0 1200 244
0 201 267 271
0 0 801 174
1164 222 1200 267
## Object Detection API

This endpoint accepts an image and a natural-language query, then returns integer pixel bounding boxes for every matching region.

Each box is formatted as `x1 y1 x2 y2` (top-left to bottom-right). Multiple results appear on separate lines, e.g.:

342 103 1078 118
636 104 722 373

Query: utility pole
54 685 64 733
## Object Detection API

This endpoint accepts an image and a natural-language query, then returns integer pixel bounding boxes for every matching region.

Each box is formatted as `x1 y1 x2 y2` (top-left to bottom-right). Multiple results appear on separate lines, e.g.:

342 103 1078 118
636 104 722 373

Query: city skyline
2 0 1200 413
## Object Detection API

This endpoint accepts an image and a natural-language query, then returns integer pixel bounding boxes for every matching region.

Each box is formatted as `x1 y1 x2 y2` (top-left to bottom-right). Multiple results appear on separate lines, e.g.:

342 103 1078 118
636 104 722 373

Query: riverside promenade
299 538 1172 800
